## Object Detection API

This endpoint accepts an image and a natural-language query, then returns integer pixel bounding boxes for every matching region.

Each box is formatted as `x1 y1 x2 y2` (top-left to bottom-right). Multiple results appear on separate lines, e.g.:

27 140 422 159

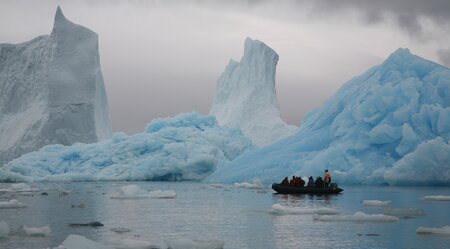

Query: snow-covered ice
207 48 450 186
23 225 51 236
421 195 450 201
416 226 450 235
111 185 176 199
270 204 340 215
0 112 252 182
313 211 400 222
61 234 113 249
0 199 27 209
0 7 112 166
362 200 391 206
210 37 297 146
0 221 9 237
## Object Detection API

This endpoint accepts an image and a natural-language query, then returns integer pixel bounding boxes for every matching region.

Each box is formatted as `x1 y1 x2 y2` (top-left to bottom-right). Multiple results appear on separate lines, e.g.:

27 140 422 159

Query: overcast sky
1 0 449 133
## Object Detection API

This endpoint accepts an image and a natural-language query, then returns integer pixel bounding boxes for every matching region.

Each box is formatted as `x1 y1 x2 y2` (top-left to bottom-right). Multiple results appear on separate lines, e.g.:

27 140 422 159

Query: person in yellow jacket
324 169 331 187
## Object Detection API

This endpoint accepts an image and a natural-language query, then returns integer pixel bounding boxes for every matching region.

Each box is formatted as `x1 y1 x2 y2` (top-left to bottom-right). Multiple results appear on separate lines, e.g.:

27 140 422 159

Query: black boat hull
272 183 343 194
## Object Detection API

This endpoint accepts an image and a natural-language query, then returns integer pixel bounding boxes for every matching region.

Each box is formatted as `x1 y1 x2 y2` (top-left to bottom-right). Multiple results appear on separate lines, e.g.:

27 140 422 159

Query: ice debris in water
110 227 131 234
0 199 27 209
420 195 450 201
206 48 450 186
0 183 40 193
270 204 340 215
59 234 112 249
0 112 252 182
117 238 165 249
362 200 391 206
313 211 400 222
233 179 264 189
380 207 425 218
416 226 450 235
0 221 9 237
111 185 176 199
23 225 51 236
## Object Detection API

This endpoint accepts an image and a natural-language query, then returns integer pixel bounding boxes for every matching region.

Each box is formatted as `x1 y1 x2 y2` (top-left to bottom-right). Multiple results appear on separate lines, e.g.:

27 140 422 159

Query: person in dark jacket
307 176 315 187
315 176 324 188
281 177 289 186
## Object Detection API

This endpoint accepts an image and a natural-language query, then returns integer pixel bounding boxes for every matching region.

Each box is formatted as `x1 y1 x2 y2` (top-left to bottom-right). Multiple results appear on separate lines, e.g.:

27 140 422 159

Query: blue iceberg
206 49 450 186
0 112 253 182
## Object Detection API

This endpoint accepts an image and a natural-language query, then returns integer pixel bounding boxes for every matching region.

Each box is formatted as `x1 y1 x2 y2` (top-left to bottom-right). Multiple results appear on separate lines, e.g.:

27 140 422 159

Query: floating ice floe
110 185 176 199
166 238 225 249
0 199 27 209
0 221 9 237
270 204 340 215
416 226 450 235
420 195 450 201
362 200 391 206
313 211 400 222
23 225 51 236
234 179 264 189
0 183 40 193
61 234 112 249
110 227 131 234
380 207 425 218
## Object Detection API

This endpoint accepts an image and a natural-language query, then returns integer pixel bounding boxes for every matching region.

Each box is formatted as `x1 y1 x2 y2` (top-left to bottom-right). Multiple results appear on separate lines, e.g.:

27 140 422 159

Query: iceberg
210 37 297 146
0 7 112 166
206 48 450 186
0 112 252 182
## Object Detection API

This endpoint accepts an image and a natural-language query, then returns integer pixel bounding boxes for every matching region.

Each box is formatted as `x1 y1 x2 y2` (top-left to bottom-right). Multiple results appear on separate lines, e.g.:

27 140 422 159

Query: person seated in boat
294 176 304 187
281 177 289 186
307 176 315 187
315 176 324 188
324 169 331 187
289 176 296 186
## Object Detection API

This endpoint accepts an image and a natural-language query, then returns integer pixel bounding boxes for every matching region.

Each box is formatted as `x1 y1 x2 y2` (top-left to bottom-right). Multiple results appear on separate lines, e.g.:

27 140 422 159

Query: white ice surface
416 226 450 235
421 195 450 201
210 37 297 146
61 234 112 249
313 211 400 222
362 200 391 206
111 185 176 199
206 48 450 186
23 225 51 236
233 179 264 189
270 204 340 215
0 199 27 209
0 7 112 166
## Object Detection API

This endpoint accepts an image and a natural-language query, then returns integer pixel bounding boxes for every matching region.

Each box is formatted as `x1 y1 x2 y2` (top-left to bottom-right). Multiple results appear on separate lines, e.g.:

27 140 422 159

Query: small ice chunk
111 185 176 199
270 204 340 215
23 225 51 236
118 238 165 249
62 234 113 249
209 184 229 189
234 179 264 189
421 195 450 201
110 227 131 234
416 226 450 235
381 207 425 218
10 183 40 192
313 211 400 222
0 199 27 209
362 200 391 206
166 238 224 249
0 221 9 237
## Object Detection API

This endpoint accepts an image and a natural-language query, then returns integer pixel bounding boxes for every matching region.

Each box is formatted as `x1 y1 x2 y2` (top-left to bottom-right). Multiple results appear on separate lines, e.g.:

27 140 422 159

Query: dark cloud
437 49 450 67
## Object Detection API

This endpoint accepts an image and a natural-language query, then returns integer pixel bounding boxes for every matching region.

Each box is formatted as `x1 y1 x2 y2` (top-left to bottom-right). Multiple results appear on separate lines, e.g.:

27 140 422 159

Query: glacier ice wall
0 112 253 182
0 7 112 166
210 37 297 146
206 48 450 186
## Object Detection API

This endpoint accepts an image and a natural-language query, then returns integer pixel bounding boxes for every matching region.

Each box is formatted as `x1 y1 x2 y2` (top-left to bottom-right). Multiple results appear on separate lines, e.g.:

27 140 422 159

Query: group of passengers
280 169 331 188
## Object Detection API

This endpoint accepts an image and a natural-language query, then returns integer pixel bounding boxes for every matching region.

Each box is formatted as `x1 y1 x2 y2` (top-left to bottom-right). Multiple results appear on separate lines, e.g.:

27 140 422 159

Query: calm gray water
0 182 449 249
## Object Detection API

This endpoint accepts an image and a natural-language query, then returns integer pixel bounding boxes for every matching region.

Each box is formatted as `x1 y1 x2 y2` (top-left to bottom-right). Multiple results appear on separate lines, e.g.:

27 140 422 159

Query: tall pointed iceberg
206 48 450 186
0 7 112 166
210 37 297 146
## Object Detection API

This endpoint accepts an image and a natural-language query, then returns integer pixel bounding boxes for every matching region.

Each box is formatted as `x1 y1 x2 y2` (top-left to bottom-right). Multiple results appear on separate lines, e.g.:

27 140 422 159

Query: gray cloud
437 49 450 67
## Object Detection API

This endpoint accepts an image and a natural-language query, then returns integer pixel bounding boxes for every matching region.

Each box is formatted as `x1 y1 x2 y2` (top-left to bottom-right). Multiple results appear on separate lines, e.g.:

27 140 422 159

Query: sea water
0 182 449 249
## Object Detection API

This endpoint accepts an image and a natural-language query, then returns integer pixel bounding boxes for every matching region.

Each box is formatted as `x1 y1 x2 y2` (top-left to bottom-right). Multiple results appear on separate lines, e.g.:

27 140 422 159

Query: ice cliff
210 37 297 146
206 48 450 186
0 7 112 166
0 112 253 182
